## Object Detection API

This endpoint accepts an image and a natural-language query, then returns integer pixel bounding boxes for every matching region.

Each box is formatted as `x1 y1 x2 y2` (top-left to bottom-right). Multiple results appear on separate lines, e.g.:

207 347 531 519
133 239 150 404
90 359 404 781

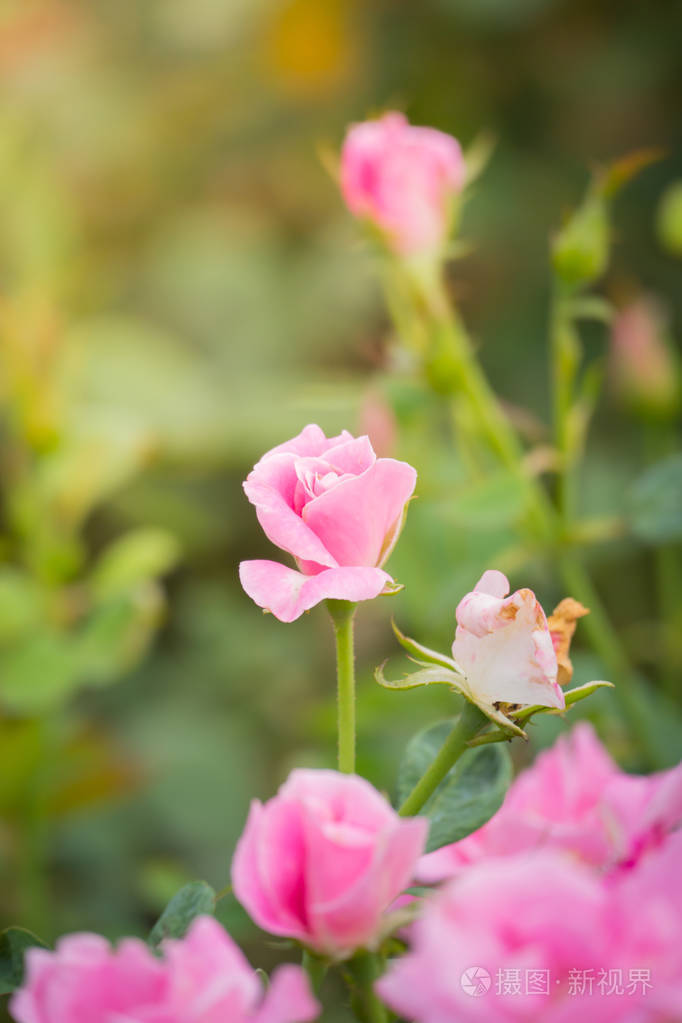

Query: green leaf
397 720 512 853
148 881 216 948
0 928 49 995
627 454 682 543
92 528 182 599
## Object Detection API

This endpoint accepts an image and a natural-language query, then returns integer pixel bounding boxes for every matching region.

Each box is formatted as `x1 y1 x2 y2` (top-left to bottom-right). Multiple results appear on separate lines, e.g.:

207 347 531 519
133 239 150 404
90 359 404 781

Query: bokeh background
0 0 681 997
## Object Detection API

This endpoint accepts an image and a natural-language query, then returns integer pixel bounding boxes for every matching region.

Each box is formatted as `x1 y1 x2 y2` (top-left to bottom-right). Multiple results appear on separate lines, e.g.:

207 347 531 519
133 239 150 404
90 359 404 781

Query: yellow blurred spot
262 0 360 98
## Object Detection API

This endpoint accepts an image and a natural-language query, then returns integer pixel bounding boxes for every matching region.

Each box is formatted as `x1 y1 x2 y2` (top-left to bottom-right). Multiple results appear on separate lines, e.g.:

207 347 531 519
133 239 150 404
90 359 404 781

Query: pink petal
302 459 416 569
305 817 427 956
253 966 319 1023
244 454 338 569
256 424 353 462
239 561 391 622
231 800 310 942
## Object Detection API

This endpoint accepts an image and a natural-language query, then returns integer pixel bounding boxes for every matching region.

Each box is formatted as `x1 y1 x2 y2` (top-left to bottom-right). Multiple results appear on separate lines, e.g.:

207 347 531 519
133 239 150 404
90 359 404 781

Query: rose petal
302 459 417 569
239 561 392 622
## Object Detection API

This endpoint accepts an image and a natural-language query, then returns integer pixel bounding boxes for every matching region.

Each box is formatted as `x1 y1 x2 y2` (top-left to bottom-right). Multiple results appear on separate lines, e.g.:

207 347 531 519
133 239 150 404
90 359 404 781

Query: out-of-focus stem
381 262 660 766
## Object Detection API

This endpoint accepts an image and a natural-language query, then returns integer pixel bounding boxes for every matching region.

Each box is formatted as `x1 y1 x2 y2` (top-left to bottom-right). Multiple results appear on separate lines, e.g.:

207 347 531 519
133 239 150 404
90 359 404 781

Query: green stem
345 952 389 1023
381 261 658 765
398 702 486 816
327 599 357 774
302 949 328 997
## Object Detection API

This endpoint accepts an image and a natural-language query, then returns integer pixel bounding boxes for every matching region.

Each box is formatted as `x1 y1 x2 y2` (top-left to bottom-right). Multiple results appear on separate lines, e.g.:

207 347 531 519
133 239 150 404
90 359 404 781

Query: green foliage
148 882 216 948
0 928 49 995
628 454 682 544
657 181 682 257
397 720 512 853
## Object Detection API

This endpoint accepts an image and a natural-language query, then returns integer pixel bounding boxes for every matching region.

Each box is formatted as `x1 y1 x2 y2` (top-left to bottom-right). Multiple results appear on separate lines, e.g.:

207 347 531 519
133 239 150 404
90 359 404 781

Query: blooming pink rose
10 916 319 1023
239 424 417 622
452 569 564 710
417 722 682 883
231 769 428 959
340 112 465 255
378 845 682 1022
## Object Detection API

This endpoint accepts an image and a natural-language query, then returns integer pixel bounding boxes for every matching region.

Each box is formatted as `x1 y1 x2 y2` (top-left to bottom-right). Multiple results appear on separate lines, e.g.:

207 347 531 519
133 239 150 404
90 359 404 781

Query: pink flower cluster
232 769 427 959
10 916 319 1023
418 722 682 881
379 725 682 1023
239 425 416 622
378 833 682 1023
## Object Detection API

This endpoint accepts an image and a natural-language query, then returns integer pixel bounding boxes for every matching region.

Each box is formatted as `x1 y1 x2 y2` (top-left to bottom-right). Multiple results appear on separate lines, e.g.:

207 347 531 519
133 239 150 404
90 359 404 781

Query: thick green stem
399 702 487 816
345 952 389 1023
302 949 328 997
327 599 357 774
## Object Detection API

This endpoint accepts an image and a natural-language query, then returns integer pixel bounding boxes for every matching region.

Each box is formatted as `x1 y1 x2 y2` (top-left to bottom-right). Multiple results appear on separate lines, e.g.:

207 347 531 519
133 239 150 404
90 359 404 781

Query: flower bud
232 769 427 959
552 192 609 288
340 112 465 257
610 298 680 419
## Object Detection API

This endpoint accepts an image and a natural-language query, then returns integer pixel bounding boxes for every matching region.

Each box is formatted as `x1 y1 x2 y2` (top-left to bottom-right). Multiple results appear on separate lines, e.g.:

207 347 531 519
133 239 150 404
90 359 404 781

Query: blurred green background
0 0 681 985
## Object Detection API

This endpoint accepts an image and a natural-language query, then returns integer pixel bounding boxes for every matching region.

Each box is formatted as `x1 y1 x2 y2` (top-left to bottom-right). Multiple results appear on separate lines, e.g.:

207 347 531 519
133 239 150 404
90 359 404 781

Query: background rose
239 424 417 622
416 722 682 883
340 112 465 255
378 844 682 1023
231 768 427 958
10 916 319 1023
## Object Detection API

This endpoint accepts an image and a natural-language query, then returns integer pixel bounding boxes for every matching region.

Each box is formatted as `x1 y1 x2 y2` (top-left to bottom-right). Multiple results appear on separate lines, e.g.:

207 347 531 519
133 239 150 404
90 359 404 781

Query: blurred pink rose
231 769 427 959
10 915 319 1023
239 424 416 622
378 842 682 1022
418 722 682 883
340 112 465 255
610 298 680 418
452 569 564 710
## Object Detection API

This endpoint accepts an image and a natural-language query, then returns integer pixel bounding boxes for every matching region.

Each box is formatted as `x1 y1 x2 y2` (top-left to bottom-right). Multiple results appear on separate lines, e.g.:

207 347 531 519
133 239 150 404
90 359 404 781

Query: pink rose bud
452 569 564 710
609 297 680 418
239 424 417 622
340 112 465 256
377 842 682 1022
231 768 428 959
417 722 682 883
10 915 319 1023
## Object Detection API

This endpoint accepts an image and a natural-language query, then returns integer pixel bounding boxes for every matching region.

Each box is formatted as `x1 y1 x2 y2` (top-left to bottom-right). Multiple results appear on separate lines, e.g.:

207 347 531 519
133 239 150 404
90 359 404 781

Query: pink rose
231 769 428 959
417 722 682 883
378 843 682 1022
340 112 465 255
239 424 417 622
451 569 564 710
10 916 319 1023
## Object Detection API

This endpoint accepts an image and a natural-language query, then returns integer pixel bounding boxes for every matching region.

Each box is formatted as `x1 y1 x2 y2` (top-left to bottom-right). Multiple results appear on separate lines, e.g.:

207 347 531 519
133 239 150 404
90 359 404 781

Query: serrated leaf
627 454 682 544
391 621 463 674
0 928 49 994
397 720 512 852
148 881 216 948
